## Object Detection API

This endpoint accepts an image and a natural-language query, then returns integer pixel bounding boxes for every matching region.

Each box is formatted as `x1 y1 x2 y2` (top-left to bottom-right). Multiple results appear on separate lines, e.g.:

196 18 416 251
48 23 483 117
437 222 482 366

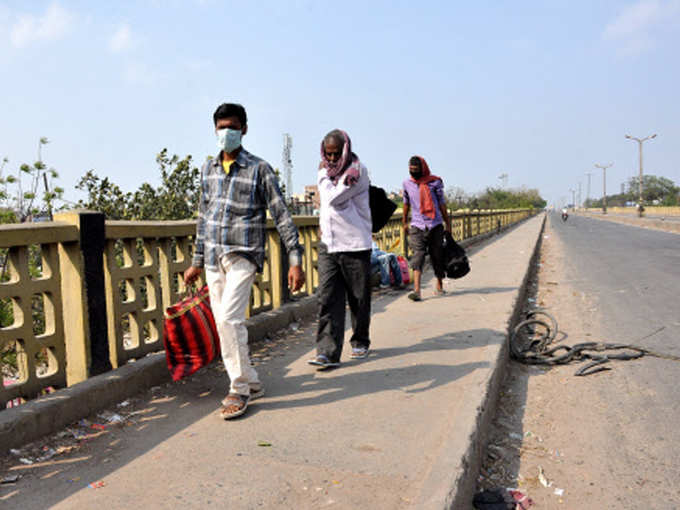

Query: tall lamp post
569 189 576 209
625 133 657 217
595 163 613 214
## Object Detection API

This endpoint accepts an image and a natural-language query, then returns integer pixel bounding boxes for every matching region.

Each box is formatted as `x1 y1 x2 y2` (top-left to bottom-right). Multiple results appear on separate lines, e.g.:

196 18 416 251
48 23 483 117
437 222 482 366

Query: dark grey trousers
316 243 371 362
408 223 446 279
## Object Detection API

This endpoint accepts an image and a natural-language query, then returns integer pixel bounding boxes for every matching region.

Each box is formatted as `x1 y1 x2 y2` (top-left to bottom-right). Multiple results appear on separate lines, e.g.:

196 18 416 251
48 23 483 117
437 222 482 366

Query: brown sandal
220 393 249 420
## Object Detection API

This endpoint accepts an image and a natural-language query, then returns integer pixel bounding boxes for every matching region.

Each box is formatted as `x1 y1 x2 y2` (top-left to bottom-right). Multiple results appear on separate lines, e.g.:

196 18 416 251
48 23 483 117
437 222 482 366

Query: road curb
420 213 547 509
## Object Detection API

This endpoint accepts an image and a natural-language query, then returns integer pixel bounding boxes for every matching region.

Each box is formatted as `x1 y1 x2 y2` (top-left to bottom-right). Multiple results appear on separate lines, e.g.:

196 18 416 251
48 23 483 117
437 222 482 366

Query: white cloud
604 0 663 39
9 2 74 48
109 24 134 53
603 0 680 55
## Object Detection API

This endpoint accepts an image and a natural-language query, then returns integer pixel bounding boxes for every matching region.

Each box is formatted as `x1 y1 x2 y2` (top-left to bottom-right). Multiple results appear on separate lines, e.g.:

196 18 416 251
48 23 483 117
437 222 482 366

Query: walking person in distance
402 155 451 301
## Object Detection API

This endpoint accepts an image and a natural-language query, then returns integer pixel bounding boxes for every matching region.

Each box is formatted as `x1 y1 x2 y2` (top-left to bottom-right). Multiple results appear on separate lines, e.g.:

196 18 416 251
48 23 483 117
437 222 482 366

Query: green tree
588 174 679 208
445 186 469 210
0 138 64 223
0 157 18 224
626 175 679 205
468 187 546 210
75 171 134 220
76 149 200 220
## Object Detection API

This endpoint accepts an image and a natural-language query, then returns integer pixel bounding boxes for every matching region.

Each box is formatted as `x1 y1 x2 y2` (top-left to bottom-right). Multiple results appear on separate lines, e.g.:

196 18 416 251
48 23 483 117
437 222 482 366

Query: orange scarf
410 156 441 219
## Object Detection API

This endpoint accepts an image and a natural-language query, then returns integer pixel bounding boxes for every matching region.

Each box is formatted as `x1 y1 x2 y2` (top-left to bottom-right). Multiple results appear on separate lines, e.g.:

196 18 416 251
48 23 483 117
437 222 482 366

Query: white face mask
216 128 242 152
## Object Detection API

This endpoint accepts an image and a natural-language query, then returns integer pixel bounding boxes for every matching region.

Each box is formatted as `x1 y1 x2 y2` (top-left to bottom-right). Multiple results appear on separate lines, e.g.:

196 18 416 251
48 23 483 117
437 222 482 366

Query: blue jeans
371 251 402 287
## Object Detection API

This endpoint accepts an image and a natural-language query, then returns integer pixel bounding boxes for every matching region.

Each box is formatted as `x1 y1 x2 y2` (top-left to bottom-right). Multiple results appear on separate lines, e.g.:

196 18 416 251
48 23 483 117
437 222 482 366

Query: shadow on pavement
449 286 517 296
252 361 489 413
252 329 497 413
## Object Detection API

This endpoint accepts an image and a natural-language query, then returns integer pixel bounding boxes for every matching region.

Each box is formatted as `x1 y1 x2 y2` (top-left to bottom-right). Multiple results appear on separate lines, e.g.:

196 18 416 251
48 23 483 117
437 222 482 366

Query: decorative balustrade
102 221 196 368
1 207 535 407
0 222 78 406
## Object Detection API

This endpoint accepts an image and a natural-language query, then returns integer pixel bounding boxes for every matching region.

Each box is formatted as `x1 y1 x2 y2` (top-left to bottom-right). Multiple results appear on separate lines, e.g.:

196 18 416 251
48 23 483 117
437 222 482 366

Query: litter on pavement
473 487 534 509
538 465 552 487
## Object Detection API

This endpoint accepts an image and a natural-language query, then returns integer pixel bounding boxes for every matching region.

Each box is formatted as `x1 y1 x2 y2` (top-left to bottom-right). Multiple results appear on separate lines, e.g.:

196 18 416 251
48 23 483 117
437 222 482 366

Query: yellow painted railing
102 221 196 368
373 208 535 254
1 208 535 407
1 222 79 405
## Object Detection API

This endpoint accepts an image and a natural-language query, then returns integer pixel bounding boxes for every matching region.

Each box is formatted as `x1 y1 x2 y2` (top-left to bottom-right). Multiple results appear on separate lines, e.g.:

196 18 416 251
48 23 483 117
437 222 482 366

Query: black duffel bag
443 230 470 279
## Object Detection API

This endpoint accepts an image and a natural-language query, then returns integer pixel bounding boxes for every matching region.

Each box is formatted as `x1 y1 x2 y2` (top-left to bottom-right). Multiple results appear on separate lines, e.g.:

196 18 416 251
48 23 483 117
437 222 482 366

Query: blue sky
1 0 679 208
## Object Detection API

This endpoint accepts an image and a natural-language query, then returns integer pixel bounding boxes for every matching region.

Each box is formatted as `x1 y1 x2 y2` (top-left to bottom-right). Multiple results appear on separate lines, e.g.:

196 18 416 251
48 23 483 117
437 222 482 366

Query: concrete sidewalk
1 214 545 510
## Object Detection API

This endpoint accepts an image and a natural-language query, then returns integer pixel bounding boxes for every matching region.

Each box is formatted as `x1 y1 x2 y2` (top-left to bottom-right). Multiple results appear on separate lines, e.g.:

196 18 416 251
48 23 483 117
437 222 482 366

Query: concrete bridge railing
0 207 536 408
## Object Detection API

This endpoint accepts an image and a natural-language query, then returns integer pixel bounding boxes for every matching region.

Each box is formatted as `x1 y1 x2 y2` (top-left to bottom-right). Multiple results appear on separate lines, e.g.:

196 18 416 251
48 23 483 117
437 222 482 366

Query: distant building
287 185 319 215
304 185 320 209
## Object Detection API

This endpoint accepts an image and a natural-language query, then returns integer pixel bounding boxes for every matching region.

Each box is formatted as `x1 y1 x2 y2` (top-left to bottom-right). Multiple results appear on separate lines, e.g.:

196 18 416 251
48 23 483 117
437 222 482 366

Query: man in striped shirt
184 103 305 420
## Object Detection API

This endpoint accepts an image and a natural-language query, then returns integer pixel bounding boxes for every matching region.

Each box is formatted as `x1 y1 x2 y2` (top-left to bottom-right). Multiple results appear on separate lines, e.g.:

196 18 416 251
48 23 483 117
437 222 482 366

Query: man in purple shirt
402 156 451 301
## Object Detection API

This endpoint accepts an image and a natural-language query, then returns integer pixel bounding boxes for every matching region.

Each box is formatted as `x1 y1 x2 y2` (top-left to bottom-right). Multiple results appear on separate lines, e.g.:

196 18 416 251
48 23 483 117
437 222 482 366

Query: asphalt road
550 211 680 494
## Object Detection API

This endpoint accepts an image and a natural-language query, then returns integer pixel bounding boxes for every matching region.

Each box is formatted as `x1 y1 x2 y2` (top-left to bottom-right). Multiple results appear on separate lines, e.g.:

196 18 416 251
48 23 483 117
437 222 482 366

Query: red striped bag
163 285 220 381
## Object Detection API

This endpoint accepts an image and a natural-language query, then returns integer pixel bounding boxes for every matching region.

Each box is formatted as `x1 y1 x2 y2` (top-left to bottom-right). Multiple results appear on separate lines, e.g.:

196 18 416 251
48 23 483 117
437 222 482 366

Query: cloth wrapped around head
320 129 361 186
410 156 442 219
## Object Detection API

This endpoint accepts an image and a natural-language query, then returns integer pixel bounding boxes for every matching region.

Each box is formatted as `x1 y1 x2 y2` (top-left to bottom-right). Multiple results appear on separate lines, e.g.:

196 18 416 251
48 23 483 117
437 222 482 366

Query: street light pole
569 189 576 209
595 163 613 214
585 172 593 207
625 133 657 217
